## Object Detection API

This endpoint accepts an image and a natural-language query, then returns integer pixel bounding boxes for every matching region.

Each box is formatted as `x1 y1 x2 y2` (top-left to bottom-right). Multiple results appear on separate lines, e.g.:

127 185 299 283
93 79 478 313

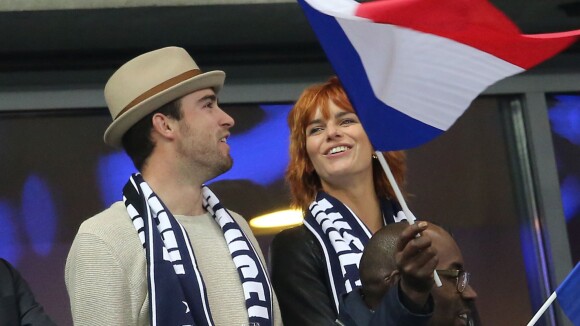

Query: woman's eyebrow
334 111 354 119
307 118 323 127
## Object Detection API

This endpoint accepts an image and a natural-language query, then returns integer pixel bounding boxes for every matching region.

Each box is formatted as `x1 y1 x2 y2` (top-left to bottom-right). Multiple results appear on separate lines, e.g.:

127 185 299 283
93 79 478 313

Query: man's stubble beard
214 154 234 177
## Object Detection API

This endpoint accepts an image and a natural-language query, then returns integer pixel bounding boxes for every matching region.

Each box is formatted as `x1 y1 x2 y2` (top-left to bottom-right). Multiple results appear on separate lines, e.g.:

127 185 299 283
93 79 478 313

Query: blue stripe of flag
556 263 580 324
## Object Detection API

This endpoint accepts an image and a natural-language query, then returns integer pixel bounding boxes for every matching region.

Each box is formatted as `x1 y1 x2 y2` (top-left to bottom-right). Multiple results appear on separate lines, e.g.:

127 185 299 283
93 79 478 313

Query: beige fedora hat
103 46 225 148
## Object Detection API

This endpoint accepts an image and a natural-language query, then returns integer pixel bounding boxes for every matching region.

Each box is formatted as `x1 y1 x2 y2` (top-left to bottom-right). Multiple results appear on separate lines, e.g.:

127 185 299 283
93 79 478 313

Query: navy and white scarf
123 173 273 326
303 191 406 313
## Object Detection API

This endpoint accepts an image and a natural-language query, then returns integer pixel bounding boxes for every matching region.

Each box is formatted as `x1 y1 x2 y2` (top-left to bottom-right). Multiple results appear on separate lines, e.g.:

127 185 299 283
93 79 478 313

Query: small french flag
528 263 580 325
297 0 580 150
555 263 580 325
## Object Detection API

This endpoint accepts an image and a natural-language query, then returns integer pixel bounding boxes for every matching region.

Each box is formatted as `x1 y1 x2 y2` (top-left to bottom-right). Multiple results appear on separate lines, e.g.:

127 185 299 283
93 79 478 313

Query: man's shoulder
336 289 367 326
226 209 257 239
68 201 143 265
76 201 132 236
227 209 246 224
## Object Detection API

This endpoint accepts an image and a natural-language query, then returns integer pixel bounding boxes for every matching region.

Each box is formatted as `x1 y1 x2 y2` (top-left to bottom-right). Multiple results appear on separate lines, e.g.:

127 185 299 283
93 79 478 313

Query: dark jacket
337 287 432 326
271 225 337 325
271 225 432 326
0 259 56 326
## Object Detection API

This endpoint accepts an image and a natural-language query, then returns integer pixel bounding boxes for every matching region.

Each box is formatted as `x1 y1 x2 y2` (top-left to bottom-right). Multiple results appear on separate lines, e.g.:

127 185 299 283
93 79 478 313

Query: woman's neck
322 179 383 234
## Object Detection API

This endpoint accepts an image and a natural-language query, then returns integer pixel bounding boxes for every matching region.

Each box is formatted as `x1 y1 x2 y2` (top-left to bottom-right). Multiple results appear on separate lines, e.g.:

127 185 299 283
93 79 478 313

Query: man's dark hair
122 98 182 171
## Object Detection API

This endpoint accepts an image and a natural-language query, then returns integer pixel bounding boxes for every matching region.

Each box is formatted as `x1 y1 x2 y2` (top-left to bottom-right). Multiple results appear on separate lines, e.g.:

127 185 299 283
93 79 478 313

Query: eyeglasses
436 269 471 293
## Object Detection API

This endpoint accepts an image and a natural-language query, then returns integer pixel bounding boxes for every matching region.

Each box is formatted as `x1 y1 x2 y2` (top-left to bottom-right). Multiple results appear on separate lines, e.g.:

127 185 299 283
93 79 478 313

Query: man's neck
362 292 379 312
141 164 205 217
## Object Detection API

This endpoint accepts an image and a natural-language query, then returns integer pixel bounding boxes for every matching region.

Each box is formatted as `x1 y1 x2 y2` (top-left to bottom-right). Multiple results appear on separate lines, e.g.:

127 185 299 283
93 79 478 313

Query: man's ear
151 113 177 141
383 270 400 287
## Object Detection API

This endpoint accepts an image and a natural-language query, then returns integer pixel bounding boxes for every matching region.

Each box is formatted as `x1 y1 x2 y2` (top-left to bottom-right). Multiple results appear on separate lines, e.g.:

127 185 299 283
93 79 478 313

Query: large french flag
297 0 580 150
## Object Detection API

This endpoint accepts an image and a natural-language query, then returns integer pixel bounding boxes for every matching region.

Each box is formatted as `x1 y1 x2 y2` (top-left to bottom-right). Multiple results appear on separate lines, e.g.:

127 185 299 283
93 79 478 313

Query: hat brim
104 70 225 148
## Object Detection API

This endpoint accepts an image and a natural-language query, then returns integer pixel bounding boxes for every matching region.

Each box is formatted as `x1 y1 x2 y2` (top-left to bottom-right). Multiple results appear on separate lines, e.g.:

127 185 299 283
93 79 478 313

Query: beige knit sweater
65 201 282 326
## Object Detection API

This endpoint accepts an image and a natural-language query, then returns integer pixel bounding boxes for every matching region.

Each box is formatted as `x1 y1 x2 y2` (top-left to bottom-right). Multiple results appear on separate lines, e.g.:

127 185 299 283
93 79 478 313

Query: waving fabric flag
297 0 580 150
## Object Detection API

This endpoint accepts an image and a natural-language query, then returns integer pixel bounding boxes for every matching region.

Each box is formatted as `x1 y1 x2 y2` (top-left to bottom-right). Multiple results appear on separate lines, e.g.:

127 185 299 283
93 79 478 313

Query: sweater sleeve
65 232 135 326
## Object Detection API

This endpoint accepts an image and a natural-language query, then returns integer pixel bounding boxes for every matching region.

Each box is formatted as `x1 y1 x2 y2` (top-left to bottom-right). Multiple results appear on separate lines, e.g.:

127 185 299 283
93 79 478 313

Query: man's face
174 88 235 181
426 228 478 326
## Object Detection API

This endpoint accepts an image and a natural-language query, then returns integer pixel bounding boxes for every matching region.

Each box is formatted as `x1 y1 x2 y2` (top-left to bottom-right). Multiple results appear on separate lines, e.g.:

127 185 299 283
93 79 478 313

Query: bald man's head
359 222 407 308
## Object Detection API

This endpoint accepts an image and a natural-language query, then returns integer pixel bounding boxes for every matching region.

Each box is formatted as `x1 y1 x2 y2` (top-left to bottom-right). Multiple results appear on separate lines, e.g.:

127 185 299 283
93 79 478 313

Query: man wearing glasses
336 222 479 326
422 224 479 326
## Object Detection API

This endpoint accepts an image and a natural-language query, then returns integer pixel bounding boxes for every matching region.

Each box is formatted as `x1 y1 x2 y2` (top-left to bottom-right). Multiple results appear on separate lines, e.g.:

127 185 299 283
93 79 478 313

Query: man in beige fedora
65 47 282 326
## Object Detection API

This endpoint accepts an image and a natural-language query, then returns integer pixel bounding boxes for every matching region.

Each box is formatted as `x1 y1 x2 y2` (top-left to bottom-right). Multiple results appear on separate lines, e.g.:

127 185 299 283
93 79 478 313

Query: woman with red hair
270 77 437 325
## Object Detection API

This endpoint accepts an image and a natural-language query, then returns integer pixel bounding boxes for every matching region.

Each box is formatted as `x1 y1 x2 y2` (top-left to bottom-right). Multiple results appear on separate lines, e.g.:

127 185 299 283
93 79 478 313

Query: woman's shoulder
270 224 329 285
271 224 320 256
272 224 317 245
274 224 312 240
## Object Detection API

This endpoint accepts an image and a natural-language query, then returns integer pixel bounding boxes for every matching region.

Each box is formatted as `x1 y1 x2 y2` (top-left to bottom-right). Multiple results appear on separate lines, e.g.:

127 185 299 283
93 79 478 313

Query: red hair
286 76 407 212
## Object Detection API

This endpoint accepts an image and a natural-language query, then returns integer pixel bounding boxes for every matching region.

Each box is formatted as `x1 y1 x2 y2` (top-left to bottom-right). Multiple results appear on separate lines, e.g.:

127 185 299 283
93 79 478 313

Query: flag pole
375 150 442 287
527 292 556 326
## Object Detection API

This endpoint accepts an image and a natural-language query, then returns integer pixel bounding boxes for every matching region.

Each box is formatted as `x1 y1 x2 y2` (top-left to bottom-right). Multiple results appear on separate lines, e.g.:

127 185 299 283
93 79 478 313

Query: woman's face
305 101 374 187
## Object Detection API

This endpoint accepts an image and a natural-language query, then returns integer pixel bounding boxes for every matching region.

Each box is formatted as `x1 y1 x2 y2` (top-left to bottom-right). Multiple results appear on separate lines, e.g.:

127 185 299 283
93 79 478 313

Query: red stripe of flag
356 0 580 69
